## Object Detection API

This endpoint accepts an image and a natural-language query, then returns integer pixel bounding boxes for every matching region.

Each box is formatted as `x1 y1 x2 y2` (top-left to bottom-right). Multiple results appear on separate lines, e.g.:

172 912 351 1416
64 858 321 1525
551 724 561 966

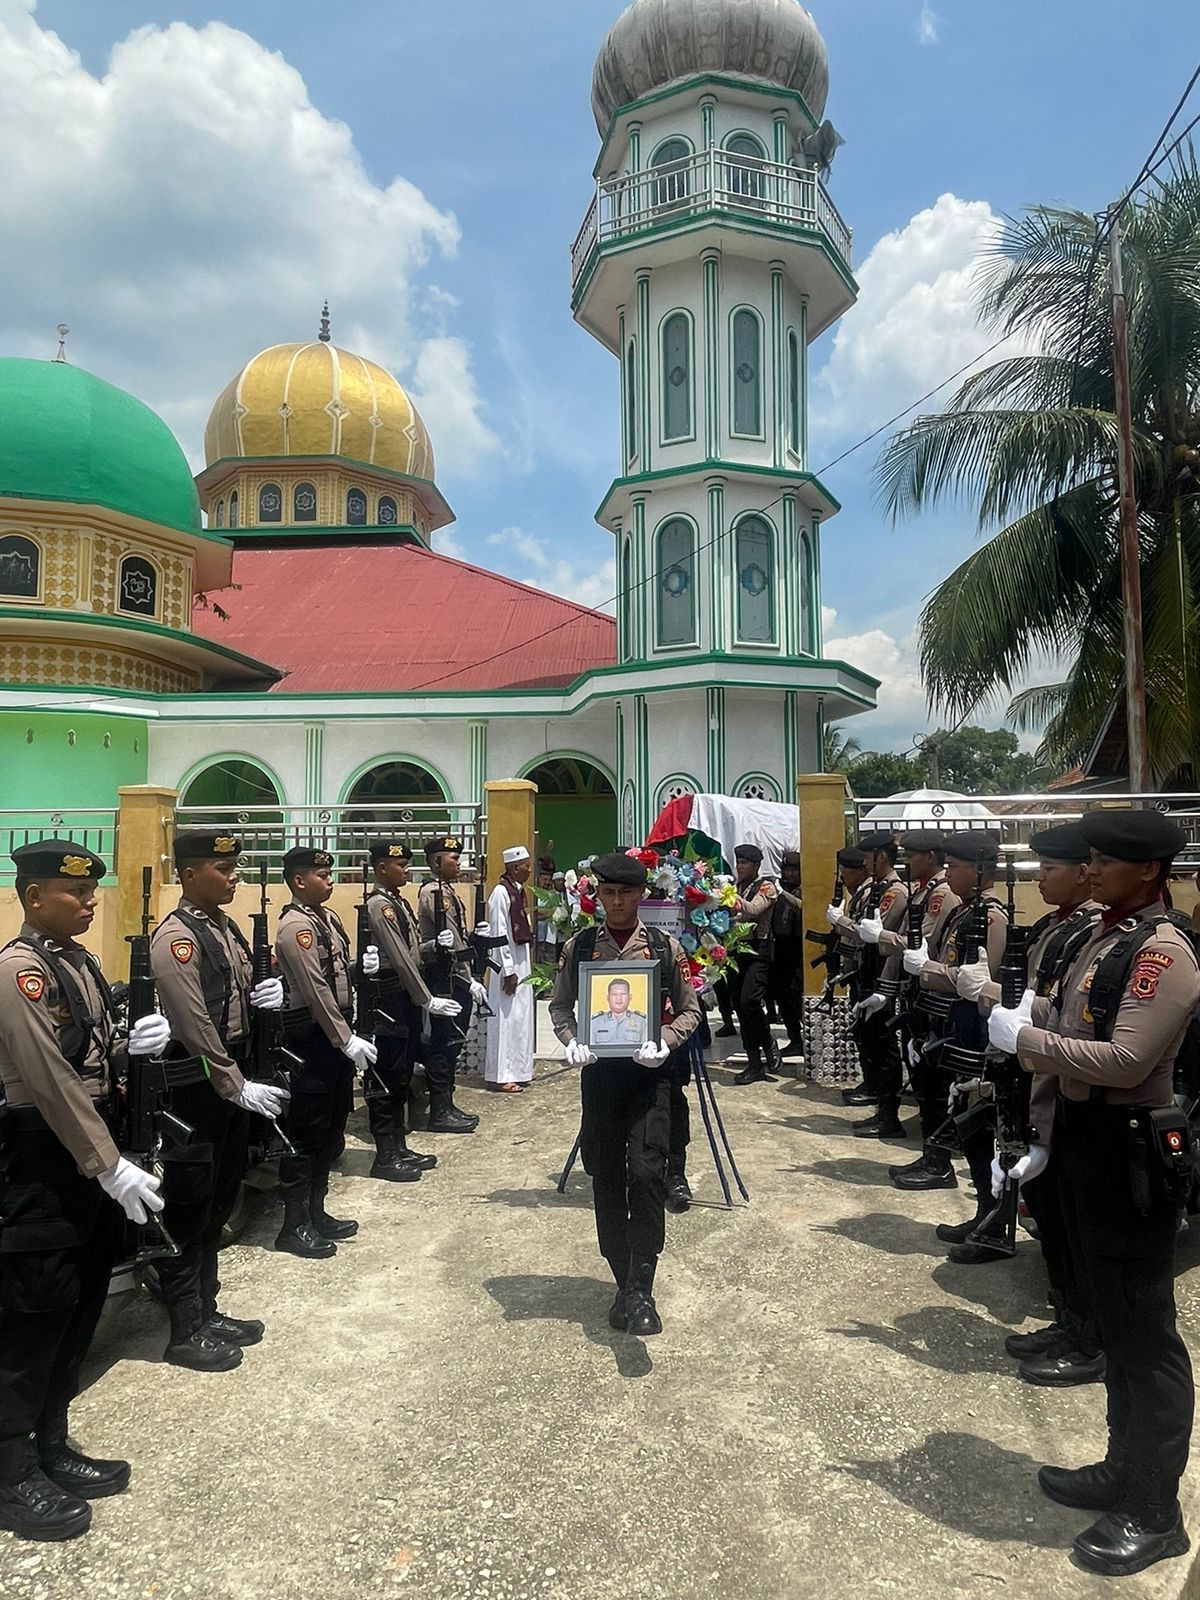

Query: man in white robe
484 846 535 1092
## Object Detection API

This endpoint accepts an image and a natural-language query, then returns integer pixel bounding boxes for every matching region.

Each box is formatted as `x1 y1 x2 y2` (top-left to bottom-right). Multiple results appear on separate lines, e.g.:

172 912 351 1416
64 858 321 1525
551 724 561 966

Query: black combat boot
1039 1449 1127 1511
396 1135 437 1170
892 1149 957 1191
935 1206 989 1245
762 1039 783 1078
843 1084 877 1106
310 1167 358 1240
164 1296 243 1372
0 1436 91 1542
607 1257 629 1330
1004 1321 1065 1359
853 1102 905 1139
665 1162 692 1213
1072 1467 1190 1577
36 1416 130 1501
1018 1342 1106 1387
624 1256 663 1336
204 1312 265 1347
714 1023 738 1039
428 1091 479 1133
274 1196 338 1260
369 1137 424 1182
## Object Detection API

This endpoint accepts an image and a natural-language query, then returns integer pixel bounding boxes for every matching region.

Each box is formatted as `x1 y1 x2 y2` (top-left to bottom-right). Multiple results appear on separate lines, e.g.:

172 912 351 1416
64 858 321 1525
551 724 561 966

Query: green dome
0 358 204 537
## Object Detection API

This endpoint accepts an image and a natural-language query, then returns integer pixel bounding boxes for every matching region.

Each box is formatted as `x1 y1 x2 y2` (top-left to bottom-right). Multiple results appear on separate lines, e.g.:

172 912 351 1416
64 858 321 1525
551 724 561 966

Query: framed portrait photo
579 959 662 1058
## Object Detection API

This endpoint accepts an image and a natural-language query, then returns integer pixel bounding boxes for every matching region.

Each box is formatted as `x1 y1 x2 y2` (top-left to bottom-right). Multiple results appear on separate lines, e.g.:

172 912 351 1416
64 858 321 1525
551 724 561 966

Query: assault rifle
890 866 929 1038
248 864 298 1155
469 876 506 1004
355 864 394 1100
805 868 844 1009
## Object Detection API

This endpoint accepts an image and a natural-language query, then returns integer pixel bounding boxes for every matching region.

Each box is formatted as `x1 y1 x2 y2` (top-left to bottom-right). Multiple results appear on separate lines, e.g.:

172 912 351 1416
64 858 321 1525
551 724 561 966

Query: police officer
0 842 167 1541
151 832 288 1372
820 847 870 1100
847 832 908 1139
728 844 781 1085
365 839 459 1180
590 979 648 1047
989 811 1198 1577
550 852 701 1335
770 850 805 1057
273 847 364 1259
417 835 488 1134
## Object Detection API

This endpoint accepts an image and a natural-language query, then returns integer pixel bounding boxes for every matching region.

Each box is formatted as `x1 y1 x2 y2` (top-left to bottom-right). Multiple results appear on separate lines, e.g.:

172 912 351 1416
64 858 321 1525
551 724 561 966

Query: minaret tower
574 0 877 840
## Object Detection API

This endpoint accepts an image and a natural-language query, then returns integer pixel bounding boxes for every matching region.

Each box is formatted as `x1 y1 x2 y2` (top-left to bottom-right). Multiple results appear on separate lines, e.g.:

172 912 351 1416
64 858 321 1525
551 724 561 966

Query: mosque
0 0 877 870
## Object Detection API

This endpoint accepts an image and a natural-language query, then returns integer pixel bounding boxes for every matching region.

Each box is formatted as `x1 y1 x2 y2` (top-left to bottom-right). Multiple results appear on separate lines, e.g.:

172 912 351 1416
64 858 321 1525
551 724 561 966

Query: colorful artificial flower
684 886 708 906
689 908 710 928
709 909 731 935
679 932 698 953
718 884 739 909
710 944 727 963
578 893 597 916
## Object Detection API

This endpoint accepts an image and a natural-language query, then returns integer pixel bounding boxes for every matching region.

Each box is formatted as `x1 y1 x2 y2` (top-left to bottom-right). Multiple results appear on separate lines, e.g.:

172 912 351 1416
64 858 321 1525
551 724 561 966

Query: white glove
428 996 463 1018
987 989 1036 1055
906 1038 922 1069
565 1039 598 1066
856 916 884 946
436 930 455 950
98 1157 165 1225
469 980 488 1005
341 1034 379 1069
474 923 491 938
361 945 380 977
903 940 930 976
128 1012 171 1057
991 1143 1050 1197
233 1079 290 1118
949 1076 984 1106
853 992 887 1020
249 977 284 1011
825 903 850 930
955 958 992 1002
635 1040 671 1066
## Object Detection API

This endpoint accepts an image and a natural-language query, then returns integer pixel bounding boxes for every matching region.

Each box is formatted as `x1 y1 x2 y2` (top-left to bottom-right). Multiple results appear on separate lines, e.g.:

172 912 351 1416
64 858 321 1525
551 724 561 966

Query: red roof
191 543 616 692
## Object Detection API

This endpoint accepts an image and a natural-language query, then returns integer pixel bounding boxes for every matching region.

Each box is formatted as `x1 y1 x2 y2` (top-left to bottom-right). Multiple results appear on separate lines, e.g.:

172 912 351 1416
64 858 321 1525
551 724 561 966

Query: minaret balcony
571 150 855 346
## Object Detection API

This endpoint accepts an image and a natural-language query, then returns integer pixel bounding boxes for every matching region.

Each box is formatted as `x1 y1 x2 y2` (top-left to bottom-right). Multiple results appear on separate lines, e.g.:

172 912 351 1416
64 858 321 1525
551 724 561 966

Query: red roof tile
190 543 616 692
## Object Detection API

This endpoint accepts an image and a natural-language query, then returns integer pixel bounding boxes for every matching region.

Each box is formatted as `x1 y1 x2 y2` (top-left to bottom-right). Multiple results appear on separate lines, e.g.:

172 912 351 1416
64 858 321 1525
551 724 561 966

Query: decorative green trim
517 749 619 792
650 511 700 653
648 132 695 164
615 700 627 802
634 695 650 840
632 498 648 660
731 770 783 802
304 722 323 805
700 98 716 150
0 605 278 679
728 304 766 442
721 128 768 158
812 513 824 652
658 307 697 447
732 510 779 649
628 125 641 170
771 265 786 467
222 523 426 550
800 525 816 654
637 274 652 469
783 690 798 796
815 694 826 774
175 750 287 807
336 752 451 805
469 720 488 799
707 479 726 654
594 74 820 173
654 771 702 810
618 310 629 467
782 494 797 655
702 253 720 460
706 686 725 792
800 299 810 465
785 327 802 463
773 113 789 167
595 458 841 523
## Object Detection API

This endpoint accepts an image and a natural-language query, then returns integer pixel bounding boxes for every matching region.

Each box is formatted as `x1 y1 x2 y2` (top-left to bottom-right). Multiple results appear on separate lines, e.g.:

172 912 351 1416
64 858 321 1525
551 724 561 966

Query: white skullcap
502 846 531 864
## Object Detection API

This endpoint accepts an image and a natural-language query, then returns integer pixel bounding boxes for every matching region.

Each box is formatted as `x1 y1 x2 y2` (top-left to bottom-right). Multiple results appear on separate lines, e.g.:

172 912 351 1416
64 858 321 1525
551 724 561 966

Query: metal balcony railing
0 809 119 879
571 150 853 289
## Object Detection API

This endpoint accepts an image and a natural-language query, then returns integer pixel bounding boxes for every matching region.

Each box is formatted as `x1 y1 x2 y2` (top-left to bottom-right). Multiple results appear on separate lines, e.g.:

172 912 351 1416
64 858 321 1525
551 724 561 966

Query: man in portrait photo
590 977 648 1049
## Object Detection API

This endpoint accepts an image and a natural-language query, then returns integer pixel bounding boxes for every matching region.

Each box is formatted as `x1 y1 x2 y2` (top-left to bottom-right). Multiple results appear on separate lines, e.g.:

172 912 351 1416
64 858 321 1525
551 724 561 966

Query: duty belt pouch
1147 1106 1193 1207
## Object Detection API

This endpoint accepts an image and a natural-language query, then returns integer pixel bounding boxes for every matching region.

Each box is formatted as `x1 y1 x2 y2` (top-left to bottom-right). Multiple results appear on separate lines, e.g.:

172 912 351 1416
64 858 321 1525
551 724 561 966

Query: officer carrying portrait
578 962 660 1057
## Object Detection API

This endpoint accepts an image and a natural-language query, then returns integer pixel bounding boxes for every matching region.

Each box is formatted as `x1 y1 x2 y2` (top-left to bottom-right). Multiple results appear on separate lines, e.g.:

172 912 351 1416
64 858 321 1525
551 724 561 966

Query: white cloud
916 4 940 45
824 605 929 750
486 526 616 614
813 193 1032 450
0 2 493 474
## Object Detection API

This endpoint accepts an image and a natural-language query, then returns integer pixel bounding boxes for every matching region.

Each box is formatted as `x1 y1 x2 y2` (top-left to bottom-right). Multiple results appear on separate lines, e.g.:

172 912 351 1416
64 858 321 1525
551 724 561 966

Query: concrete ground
5 1022 1200 1600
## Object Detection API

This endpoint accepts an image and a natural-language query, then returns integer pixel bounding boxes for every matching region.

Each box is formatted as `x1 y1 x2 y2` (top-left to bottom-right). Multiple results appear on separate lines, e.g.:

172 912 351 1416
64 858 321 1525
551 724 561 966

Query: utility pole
1108 208 1152 793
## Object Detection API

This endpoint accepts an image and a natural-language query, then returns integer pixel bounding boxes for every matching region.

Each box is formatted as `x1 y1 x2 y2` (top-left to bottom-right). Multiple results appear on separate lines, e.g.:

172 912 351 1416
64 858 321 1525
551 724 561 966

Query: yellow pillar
484 780 537 890
114 786 178 965
797 773 850 995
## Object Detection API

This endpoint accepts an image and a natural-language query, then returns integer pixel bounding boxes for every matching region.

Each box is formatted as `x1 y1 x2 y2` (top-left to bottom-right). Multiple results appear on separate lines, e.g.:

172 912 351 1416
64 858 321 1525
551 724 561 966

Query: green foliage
844 726 1046 797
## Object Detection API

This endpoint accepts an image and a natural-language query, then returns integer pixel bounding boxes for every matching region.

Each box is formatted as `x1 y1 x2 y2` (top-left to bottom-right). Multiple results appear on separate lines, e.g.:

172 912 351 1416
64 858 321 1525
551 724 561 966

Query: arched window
655 518 696 648
293 482 317 522
258 483 282 523
724 132 767 205
378 495 398 526
181 758 282 813
732 309 763 437
215 500 225 528
0 535 40 599
655 774 700 810
735 516 776 644
620 537 635 661
625 340 638 463
347 487 368 526
229 490 239 529
788 330 802 457
118 555 158 617
652 137 691 212
734 773 783 802
800 530 814 654
660 312 692 443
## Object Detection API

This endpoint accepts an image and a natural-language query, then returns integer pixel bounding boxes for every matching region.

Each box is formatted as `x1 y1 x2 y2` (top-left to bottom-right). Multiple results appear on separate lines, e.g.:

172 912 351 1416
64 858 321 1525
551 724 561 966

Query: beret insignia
389 845 404 857
213 837 237 854
60 855 91 877
16 969 45 1001
170 939 194 965
445 838 460 851
296 929 315 950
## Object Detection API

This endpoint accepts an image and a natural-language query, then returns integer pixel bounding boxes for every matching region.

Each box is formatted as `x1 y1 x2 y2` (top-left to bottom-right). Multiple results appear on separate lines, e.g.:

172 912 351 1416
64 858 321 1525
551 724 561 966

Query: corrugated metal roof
190 543 616 692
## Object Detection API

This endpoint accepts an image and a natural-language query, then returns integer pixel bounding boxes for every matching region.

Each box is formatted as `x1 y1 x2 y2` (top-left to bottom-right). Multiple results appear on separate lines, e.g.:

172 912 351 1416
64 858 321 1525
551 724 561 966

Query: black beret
1078 810 1186 863
858 830 897 851
734 843 764 865
174 830 241 865
369 839 413 863
11 839 107 880
424 834 463 862
592 850 648 888
781 849 801 867
1029 823 1091 864
901 830 947 853
282 847 334 877
943 830 1002 865
837 846 867 868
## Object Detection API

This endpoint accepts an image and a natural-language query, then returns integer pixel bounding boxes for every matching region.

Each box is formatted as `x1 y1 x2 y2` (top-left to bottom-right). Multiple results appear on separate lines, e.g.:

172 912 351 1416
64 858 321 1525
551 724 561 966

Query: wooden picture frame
578 959 662 1058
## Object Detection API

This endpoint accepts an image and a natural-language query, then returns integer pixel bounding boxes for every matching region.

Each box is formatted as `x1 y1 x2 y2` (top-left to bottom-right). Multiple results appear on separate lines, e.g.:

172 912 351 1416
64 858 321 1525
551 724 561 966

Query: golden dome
204 340 435 481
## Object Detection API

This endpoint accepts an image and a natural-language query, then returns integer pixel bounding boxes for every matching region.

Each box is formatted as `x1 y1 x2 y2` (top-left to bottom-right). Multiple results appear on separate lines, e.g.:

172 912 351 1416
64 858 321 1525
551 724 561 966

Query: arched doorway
521 756 617 875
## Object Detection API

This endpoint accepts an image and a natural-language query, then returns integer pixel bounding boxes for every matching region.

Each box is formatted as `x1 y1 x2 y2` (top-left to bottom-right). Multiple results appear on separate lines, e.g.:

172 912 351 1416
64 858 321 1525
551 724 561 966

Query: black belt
136 1056 210 1091
283 1006 352 1027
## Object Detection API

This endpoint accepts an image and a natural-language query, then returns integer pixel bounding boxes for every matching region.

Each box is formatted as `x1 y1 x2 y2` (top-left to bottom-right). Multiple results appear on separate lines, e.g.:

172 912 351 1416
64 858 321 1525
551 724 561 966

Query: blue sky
7 0 1199 749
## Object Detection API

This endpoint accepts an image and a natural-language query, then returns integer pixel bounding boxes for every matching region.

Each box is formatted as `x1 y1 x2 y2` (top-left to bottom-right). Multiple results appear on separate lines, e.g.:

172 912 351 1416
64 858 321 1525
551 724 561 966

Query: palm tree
877 152 1200 780
823 724 862 772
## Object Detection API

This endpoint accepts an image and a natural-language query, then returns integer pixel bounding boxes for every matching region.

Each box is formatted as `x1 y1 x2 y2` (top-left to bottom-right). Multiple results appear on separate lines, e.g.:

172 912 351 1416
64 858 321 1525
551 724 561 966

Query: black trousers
1057 1100 1193 1481
731 953 772 1051
665 1048 691 1177
368 1003 421 1146
0 1124 124 1481
423 979 474 1103
156 1082 250 1315
280 1030 355 1201
1023 1159 1100 1354
857 1008 903 1107
769 938 805 1044
713 977 735 1032
579 1060 670 1281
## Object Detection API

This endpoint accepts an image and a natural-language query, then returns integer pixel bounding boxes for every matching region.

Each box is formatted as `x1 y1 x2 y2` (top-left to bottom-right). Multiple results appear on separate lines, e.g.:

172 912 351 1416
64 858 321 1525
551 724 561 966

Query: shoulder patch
296 928 315 950
1131 952 1174 1001
929 892 944 915
382 905 396 923
15 969 45 1002
170 938 195 965
879 891 896 916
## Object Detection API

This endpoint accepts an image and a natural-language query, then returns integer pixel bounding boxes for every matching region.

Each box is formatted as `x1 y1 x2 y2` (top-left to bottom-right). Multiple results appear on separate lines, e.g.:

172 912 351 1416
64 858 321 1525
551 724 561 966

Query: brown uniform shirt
870 872 909 994
368 889 432 1010
151 901 252 1100
1019 902 1200 1106
737 877 779 945
878 871 957 956
549 923 702 1055
418 879 472 985
0 925 122 1176
921 896 1007 994
275 902 354 1050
